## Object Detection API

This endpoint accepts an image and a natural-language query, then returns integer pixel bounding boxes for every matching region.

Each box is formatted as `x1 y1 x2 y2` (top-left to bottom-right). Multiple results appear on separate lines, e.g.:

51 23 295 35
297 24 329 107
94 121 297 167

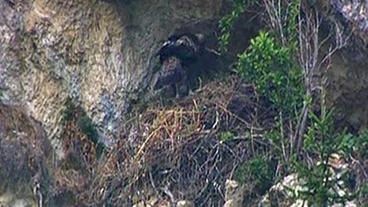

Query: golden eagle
156 33 203 65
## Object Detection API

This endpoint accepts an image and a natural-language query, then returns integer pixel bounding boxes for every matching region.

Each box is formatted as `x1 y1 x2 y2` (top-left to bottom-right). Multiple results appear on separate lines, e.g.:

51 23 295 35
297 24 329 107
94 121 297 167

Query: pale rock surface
0 191 37 207
177 200 194 207
223 179 245 207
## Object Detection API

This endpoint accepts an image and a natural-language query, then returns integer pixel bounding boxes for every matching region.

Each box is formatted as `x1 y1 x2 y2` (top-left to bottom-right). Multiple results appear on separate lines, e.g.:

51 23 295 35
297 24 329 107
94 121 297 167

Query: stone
224 180 244 207
177 200 194 207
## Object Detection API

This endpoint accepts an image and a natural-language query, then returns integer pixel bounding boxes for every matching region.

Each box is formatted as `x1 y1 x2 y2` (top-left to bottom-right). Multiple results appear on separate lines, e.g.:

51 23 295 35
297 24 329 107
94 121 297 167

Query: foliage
264 0 301 49
219 0 300 52
292 110 358 205
62 98 105 157
77 115 105 159
265 121 291 169
284 0 300 49
303 111 353 156
218 0 257 52
234 156 275 195
62 98 77 122
219 131 235 142
354 129 368 158
220 0 368 205
77 115 99 144
236 32 304 116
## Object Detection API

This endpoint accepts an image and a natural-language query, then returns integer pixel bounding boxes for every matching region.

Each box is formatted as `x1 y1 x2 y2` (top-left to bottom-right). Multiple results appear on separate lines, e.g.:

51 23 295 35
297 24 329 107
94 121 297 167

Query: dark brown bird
156 33 202 65
152 56 186 90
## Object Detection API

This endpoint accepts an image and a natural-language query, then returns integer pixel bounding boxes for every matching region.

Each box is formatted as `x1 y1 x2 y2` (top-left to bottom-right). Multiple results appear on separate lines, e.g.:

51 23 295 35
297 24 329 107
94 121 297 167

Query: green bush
293 110 359 205
219 0 368 205
234 156 275 195
77 115 105 159
219 131 235 142
236 32 304 116
355 129 368 158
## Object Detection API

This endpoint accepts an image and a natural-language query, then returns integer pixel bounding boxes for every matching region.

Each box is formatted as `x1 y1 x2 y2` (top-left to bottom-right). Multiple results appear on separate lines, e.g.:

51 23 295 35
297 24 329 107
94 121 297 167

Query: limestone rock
177 200 194 207
0 192 37 207
133 197 170 207
224 179 245 207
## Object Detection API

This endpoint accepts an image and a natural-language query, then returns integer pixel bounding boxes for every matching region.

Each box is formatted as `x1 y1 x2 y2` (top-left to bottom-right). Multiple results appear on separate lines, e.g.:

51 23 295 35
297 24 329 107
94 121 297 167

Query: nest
63 76 276 206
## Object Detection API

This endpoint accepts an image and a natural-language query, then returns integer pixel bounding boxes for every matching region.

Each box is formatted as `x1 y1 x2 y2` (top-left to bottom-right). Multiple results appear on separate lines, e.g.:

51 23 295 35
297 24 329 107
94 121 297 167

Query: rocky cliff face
2 1 366 154
0 104 51 207
0 0 223 157
324 0 368 131
1 0 368 206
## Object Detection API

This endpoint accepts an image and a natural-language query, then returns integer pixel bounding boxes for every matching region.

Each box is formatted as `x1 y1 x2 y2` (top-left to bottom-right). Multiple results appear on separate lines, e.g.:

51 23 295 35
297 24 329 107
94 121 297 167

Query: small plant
292 110 358 206
354 129 368 159
219 131 235 142
234 156 275 195
218 0 257 52
62 98 105 158
62 98 77 122
236 32 304 116
77 115 99 144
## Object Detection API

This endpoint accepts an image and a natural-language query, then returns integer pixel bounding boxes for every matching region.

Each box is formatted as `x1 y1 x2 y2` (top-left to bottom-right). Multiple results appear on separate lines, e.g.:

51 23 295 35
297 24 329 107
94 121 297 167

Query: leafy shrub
220 0 367 205
236 32 304 116
354 129 368 158
62 99 104 157
219 131 235 142
234 156 275 195
77 115 105 159
293 110 361 205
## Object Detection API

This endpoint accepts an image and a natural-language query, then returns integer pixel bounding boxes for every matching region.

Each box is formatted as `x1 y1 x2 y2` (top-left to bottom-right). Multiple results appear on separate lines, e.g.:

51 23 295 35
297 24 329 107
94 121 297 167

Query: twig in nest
213 101 262 130
135 126 163 160
161 185 175 204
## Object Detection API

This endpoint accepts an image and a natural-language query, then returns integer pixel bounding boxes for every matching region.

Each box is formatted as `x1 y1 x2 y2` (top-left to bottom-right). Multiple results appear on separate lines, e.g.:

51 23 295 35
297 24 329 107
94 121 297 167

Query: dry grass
45 76 278 206
66 76 276 206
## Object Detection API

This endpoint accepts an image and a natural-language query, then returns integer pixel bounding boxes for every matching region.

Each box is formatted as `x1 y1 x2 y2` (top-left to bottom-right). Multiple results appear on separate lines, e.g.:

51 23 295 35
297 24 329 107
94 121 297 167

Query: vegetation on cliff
219 0 368 205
